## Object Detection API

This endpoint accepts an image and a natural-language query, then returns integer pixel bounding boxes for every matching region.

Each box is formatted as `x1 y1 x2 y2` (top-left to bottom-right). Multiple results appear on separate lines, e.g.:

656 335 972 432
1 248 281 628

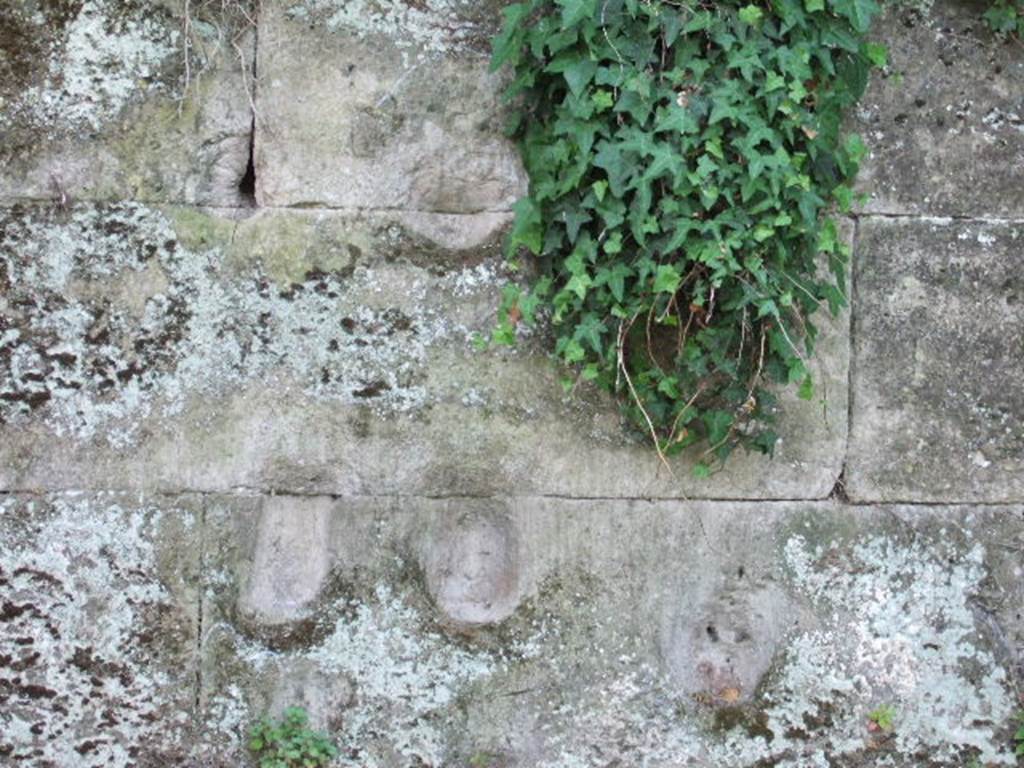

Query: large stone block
0 0 254 206
0 493 202 765
254 0 527 219
194 496 1024 767
847 217 1024 502
0 202 848 499
853 0 1024 217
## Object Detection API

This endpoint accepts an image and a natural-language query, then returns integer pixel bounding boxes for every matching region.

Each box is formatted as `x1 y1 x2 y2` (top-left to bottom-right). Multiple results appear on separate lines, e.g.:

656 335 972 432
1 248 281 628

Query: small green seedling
248 707 338 768
868 704 897 732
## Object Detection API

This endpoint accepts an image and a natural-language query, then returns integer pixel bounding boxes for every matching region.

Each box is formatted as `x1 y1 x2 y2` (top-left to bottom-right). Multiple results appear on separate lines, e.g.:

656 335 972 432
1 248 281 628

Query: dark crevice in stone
237 119 257 206
829 468 851 504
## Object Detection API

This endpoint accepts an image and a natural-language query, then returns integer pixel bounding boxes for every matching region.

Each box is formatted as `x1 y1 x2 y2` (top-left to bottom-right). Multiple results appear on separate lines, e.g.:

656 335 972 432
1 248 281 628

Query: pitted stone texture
661 581 812 704
0 202 848 499
0 203 500 447
847 217 1024 502
852 0 1024 217
255 0 527 220
0 0 253 206
196 498 1024 767
0 493 201 765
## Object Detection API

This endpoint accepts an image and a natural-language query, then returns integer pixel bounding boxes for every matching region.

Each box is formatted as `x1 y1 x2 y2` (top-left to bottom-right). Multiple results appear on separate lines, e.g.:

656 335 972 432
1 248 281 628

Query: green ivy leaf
653 264 682 294
593 141 632 197
576 313 607 353
596 263 632 302
592 89 614 110
844 133 868 164
566 272 592 299
703 410 734 445
831 0 879 33
563 58 598 97
738 5 765 24
508 197 543 255
864 42 888 68
764 71 786 92
556 0 598 28
798 375 814 400
489 4 531 71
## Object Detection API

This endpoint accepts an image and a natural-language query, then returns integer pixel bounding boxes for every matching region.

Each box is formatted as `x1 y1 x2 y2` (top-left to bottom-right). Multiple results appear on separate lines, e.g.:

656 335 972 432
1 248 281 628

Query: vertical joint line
840 214 861 503
193 503 207 718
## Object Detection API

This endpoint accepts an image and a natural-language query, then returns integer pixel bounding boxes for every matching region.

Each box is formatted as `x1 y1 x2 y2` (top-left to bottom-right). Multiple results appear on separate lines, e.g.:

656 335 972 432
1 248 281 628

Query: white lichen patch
189 520 1020 767
204 582 497 767
532 660 704 768
780 532 1017 766
0 495 196 763
0 203 497 446
3 0 178 133
515 530 1018 767
286 0 486 56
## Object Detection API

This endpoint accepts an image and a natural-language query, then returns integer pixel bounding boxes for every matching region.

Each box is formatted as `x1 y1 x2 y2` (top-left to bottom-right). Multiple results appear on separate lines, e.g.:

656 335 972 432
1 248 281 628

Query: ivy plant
247 707 338 768
984 0 1023 37
489 0 883 471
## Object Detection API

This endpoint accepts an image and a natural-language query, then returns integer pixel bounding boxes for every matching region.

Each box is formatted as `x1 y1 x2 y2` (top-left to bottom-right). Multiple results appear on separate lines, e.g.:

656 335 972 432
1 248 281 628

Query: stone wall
1 1 1022 766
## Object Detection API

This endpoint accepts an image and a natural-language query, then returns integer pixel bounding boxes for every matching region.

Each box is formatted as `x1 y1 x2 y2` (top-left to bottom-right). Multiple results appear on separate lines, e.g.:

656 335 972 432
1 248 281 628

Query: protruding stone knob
424 511 521 629
237 497 333 631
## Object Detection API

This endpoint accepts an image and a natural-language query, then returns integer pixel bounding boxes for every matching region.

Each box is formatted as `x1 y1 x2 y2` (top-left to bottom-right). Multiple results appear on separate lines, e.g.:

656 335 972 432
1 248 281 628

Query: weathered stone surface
254 0 527 223
1 1 1021 766
196 497 1024 767
661 580 811 705
848 217 1024 502
0 493 201 765
0 0 254 206
853 0 1024 216
0 202 848 499
421 502 524 628
236 496 333 630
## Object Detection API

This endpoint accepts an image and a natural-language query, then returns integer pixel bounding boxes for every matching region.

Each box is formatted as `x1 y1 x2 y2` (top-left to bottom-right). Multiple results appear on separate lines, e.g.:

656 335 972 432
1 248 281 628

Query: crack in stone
0 488 1022 507
193 502 206 721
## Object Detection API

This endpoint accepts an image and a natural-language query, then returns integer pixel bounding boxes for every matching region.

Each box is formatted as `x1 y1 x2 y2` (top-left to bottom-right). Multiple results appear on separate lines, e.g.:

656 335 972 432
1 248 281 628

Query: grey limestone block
848 216 1024 502
253 0 527 223
0 0 255 207
193 496 1024 768
0 202 849 499
0 492 203 765
852 0 1024 217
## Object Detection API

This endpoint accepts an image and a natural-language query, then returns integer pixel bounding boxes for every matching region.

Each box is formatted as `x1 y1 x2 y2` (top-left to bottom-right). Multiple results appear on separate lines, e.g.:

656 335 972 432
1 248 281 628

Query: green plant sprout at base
867 703 897 732
488 0 885 474
248 707 338 768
